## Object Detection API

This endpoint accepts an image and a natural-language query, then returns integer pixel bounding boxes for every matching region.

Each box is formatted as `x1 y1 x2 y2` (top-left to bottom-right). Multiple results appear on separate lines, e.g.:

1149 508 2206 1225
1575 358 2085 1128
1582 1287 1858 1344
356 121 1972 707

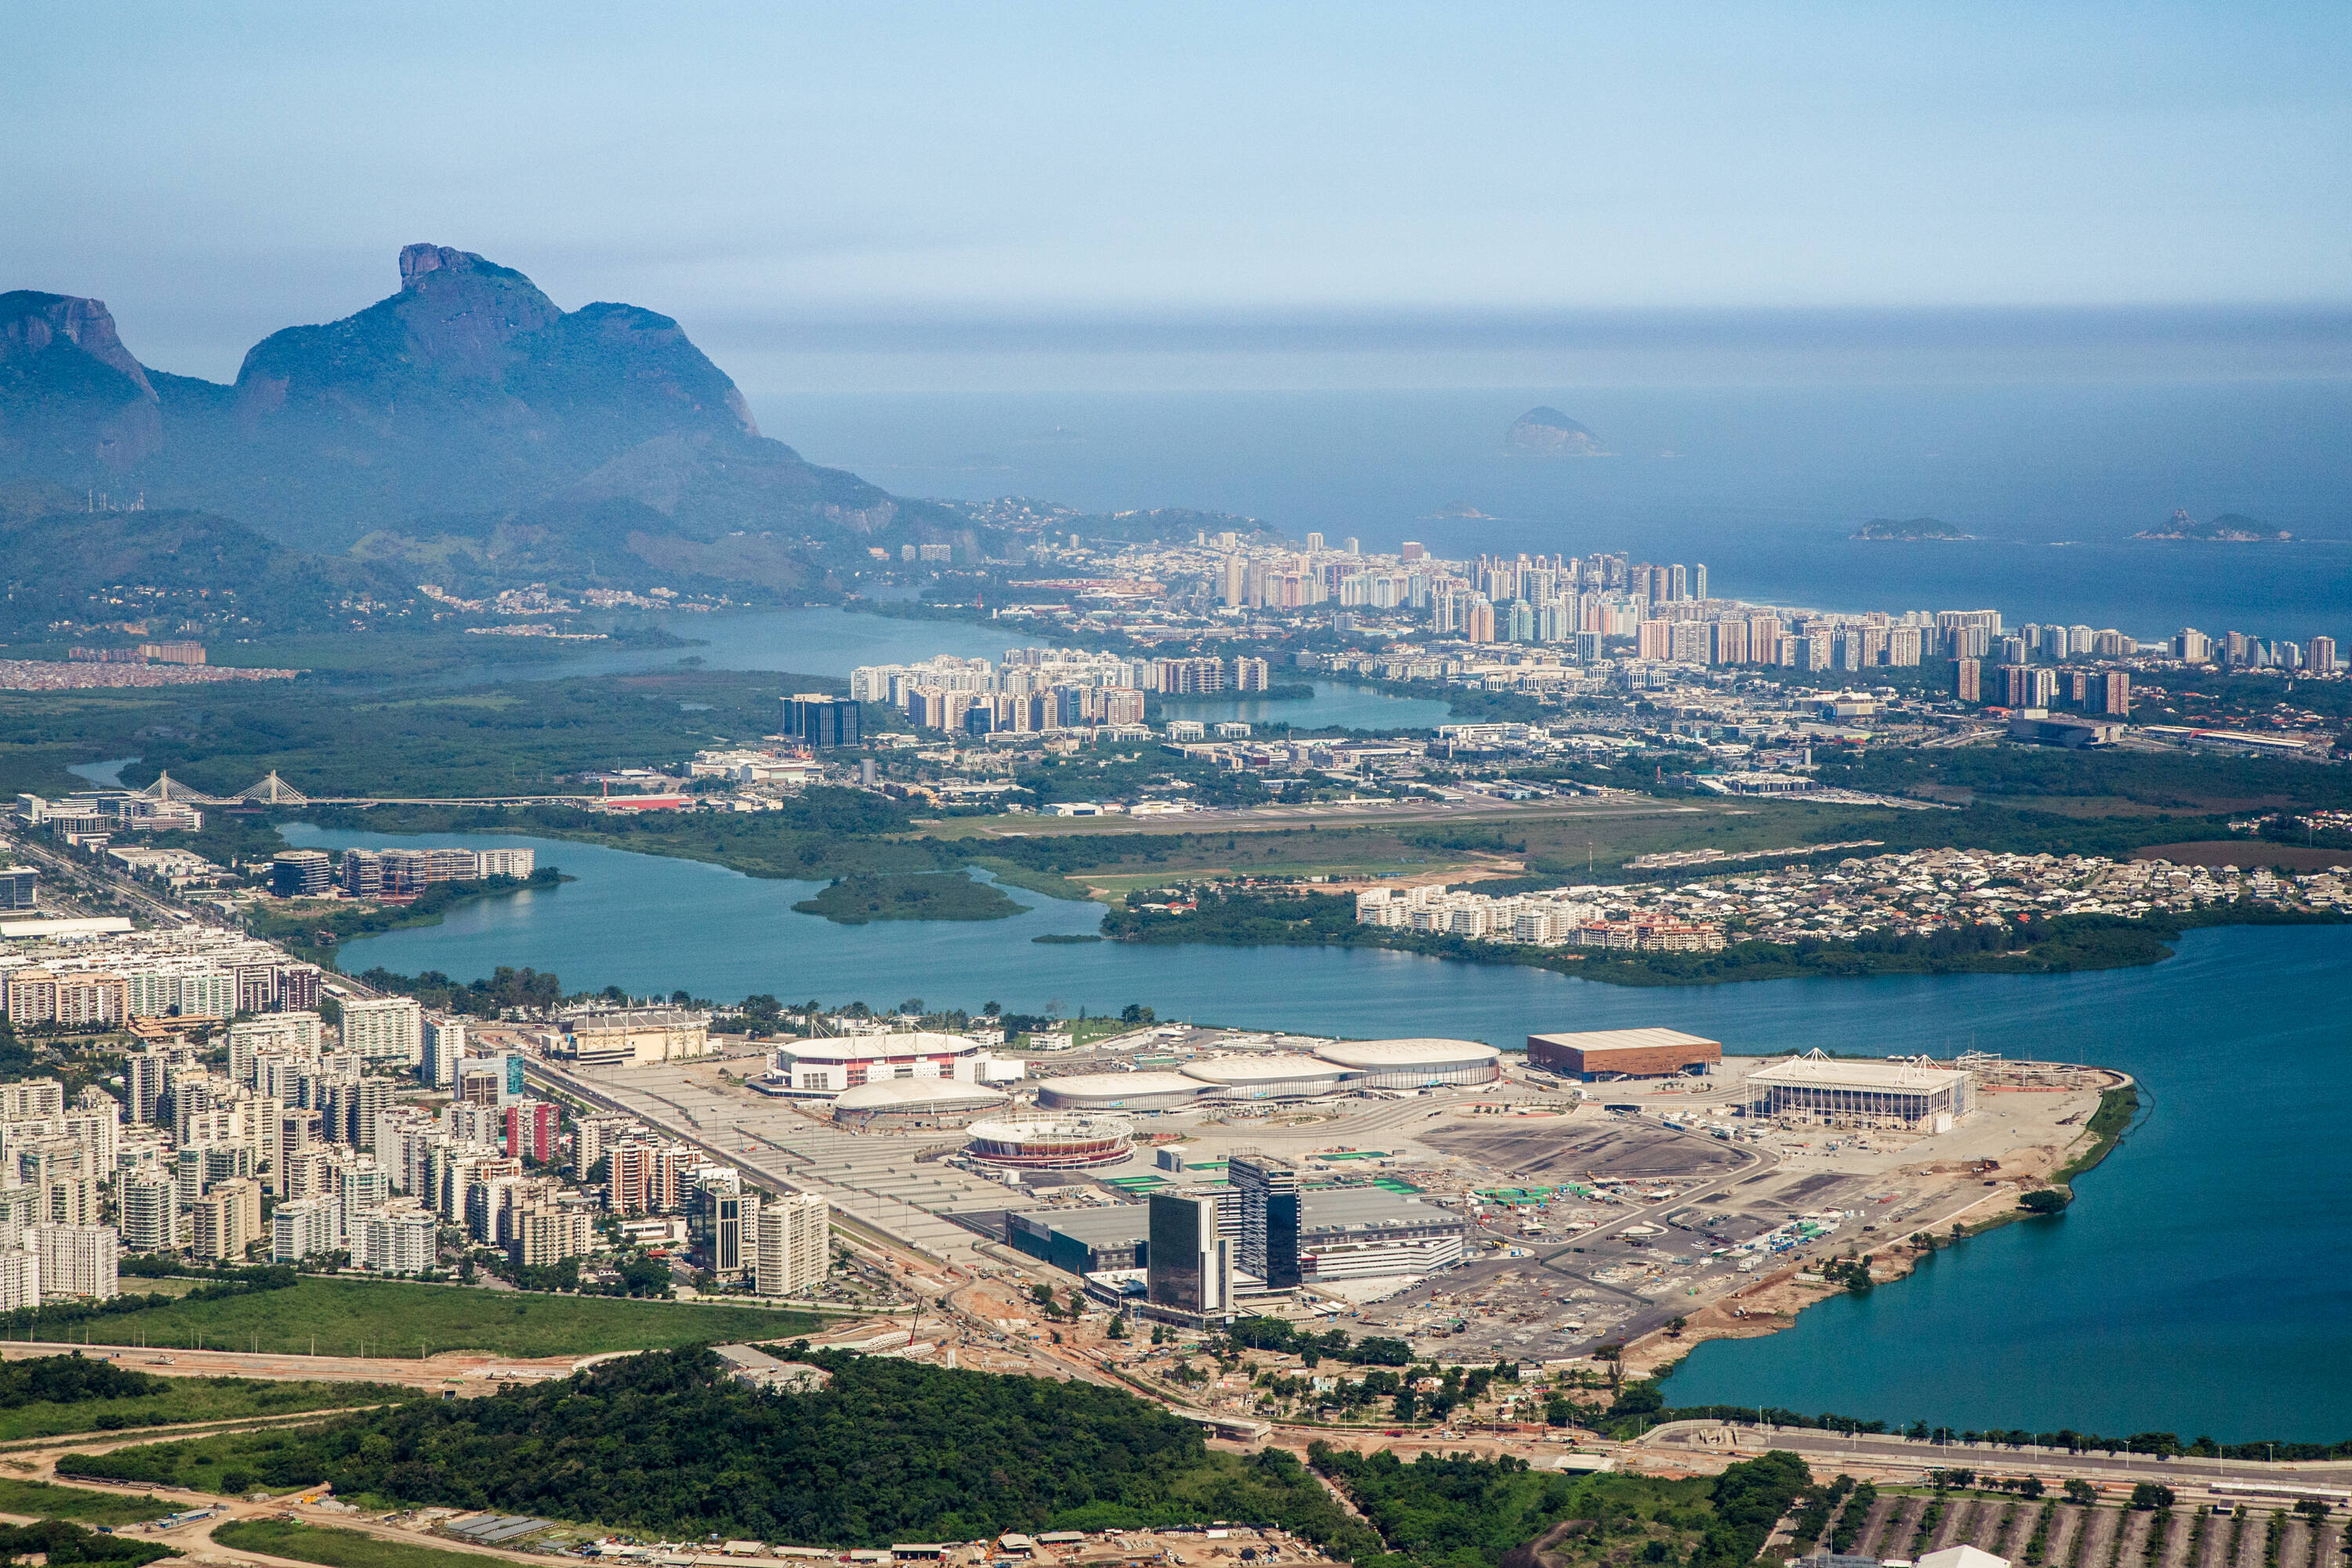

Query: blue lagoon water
760 383 2352 640
436 607 1446 729
294 818 2352 1439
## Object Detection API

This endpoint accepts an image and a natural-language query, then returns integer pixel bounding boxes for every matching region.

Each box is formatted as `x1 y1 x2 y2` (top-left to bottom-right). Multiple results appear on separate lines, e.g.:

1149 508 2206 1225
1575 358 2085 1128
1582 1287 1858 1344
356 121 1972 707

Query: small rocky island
1851 517 1976 541
2133 510 2290 541
1504 407 1608 455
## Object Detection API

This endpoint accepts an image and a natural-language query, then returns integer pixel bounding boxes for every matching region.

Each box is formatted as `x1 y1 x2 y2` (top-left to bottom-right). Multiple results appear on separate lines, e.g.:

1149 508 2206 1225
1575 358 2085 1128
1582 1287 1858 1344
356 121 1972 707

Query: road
0 825 197 927
1637 1419 2352 1493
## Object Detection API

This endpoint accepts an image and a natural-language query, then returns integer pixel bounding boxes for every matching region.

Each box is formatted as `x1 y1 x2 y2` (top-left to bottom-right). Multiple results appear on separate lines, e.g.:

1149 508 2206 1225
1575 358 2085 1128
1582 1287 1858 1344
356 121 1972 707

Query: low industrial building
1526 1027 1722 1080
1007 1205 1152 1273
1746 1050 1974 1128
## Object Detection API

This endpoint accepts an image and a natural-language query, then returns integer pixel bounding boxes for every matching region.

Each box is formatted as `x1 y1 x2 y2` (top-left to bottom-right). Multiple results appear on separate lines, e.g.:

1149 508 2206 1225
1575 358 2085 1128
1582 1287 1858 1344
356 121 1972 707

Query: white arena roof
1314 1038 1501 1069
1747 1055 1970 1090
775 1032 982 1064
1181 1055 1348 1085
1033 1071 1209 1111
830 1079 1008 1112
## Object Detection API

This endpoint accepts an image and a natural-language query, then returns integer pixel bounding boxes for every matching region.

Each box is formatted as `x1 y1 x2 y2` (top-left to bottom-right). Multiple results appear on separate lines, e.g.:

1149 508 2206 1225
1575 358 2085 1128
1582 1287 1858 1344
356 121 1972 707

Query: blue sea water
295 819 2352 1441
757 383 2352 641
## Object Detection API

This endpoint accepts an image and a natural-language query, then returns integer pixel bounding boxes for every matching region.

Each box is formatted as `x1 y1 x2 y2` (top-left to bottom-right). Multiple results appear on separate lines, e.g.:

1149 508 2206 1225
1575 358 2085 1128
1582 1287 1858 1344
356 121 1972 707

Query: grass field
0 1477 171 1524
45 1279 820 1360
0 1377 402 1444
212 1522 514 1568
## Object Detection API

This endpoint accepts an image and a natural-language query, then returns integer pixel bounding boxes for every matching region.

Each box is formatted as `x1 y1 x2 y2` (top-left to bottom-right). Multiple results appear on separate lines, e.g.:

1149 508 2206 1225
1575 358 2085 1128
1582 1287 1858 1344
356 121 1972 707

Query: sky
7 1 2350 390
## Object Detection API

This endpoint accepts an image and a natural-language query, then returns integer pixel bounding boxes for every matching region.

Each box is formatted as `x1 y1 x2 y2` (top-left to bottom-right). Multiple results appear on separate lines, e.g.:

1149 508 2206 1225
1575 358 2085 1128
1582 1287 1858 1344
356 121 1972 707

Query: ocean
755 383 2352 641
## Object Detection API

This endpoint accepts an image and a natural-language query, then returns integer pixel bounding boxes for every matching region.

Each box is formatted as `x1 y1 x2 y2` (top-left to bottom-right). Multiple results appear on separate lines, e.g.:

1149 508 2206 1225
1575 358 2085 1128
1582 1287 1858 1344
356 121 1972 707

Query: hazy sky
9 2 2349 390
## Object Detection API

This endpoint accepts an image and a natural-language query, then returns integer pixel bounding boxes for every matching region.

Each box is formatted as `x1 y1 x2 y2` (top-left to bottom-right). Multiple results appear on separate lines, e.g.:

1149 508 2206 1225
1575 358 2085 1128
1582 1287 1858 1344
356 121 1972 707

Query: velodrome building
1036 1036 1501 1112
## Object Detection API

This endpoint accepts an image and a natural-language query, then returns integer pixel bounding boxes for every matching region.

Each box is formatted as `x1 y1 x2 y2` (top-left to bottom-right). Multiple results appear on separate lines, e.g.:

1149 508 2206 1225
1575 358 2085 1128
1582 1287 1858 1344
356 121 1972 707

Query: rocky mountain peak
0 291 157 401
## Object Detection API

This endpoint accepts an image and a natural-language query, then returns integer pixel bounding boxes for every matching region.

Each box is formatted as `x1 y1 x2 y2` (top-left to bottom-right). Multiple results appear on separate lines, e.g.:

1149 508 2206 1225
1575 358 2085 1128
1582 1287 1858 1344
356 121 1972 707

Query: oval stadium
829 1077 1010 1129
1034 1070 1210 1112
963 1115 1135 1168
1312 1036 1502 1089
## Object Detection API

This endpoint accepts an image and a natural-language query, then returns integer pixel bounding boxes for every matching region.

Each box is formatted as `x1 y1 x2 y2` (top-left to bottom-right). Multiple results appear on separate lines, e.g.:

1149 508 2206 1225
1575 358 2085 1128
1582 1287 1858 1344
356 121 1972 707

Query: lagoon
441 605 1450 730
288 821 2352 1440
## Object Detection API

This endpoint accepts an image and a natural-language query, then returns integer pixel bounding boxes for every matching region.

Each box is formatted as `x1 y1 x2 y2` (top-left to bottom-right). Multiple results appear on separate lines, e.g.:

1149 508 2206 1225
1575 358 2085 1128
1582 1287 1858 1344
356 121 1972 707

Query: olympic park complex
823 1037 1503 1170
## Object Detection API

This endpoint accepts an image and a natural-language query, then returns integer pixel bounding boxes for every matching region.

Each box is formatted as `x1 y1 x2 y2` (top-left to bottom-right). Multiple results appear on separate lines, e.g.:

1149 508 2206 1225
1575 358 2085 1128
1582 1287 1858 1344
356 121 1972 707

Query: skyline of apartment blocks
753 1192 829 1297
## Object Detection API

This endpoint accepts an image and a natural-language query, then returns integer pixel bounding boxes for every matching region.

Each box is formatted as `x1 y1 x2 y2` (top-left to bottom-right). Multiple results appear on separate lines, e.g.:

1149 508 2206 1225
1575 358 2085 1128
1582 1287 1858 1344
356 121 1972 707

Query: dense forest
62 1348 1373 1549
0 1354 168 1408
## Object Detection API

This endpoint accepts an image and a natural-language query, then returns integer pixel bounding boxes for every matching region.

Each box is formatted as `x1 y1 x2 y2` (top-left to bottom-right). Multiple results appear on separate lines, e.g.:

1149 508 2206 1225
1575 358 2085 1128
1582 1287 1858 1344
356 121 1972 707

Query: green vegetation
64 1348 1374 1552
10 1279 816 1359
212 1522 509 1568
792 871 1027 924
2053 1086 2142 1185
0 1355 401 1442
0 1477 174 1525
251 869 562 961
0 1519 176 1568
0 666 831 802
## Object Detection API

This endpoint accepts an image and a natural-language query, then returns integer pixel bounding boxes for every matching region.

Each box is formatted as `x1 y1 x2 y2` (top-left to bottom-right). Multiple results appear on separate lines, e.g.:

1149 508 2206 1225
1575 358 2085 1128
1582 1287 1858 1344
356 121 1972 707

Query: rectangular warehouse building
1745 1051 1973 1127
1526 1027 1722 1080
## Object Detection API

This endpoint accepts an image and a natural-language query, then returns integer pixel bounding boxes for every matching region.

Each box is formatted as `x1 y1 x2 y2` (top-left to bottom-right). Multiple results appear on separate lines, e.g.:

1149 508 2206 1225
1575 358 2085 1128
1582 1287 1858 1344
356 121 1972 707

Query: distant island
1430 499 1494 519
2134 510 2291 542
1504 407 1608 456
1851 517 1977 541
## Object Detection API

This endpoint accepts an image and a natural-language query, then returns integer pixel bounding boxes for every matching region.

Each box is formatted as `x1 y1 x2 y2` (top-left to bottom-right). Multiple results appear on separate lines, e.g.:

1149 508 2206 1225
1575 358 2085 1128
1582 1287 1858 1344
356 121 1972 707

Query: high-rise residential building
1955 659 1982 703
1691 563 1708 601
2101 672 2132 717
1146 1191 1230 1319
1400 541 1424 561
2310 636 2339 675
0 1250 37 1313
1229 1153 1301 1290
2024 668 2057 710
507 1204 590 1272
1668 564 1688 602
33 1225 118 1300
2173 628 2213 663
118 1171 176 1254
753 1193 829 1297
1220 556 1247 607
125 1051 168 1124
272 1197 339 1262
423 1016 465 1087
191 1178 264 1262
2002 665 2033 707
339 997 423 1065
1305 532 1325 552
503 1100 558 1164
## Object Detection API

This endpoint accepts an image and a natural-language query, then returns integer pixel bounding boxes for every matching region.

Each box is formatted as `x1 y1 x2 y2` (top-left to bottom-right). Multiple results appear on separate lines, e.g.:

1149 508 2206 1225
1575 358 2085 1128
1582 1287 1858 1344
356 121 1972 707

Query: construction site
537 1022 2126 1373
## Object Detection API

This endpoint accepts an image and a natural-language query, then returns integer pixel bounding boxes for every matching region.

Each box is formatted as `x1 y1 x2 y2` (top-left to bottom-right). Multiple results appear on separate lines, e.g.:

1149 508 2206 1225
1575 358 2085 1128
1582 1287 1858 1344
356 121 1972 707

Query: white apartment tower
339 997 424 1066
754 1192 829 1297
33 1224 118 1300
